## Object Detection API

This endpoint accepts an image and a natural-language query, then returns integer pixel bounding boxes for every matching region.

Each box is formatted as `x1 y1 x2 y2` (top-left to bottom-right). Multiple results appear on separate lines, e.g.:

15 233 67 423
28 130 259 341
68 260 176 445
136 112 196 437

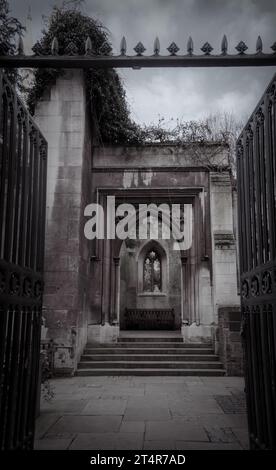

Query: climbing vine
26 3 242 161
27 5 141 144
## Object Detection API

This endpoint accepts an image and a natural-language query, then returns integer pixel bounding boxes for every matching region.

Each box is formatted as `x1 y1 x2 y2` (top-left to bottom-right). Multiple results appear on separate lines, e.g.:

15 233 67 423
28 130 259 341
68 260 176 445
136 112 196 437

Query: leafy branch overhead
27 6 140 144
6 1 242 163
0 0 25 86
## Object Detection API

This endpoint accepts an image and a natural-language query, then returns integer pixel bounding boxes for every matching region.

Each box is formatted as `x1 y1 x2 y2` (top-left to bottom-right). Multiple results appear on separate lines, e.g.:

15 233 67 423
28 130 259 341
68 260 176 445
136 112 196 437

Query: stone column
113 257 120 325
210 172 240 310
34 69 91 374
180 255 188 324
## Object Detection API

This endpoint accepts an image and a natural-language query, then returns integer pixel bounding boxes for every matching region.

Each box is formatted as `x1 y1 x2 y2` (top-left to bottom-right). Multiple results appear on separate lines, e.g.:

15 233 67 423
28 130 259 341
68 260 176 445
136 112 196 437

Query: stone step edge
81 354 219 359
84 346 214 354
86 343 212 347
75 369 225 376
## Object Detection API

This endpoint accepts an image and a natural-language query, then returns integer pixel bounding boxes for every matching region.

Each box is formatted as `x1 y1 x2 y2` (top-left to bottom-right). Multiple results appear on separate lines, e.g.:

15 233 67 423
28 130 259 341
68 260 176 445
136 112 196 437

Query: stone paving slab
81 398 128 416
145 421 209 441
119 421 145 433
35 376 248 450
34 438 72 450
143 440 176 450
48 415 122 434
42 399 90 414
69 432 144 450
175 441 243 450
35 414 62 439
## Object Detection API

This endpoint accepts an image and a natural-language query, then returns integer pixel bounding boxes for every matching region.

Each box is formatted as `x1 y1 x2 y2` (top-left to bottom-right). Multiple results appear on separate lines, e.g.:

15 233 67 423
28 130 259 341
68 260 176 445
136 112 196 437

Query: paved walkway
35 376 249 450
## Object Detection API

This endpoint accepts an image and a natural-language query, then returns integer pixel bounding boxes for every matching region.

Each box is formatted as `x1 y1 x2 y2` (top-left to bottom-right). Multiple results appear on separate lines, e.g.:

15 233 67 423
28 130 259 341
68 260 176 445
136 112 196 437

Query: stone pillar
210 172 240 317
180 255 188 324
34 70 91 374
113 257 120 325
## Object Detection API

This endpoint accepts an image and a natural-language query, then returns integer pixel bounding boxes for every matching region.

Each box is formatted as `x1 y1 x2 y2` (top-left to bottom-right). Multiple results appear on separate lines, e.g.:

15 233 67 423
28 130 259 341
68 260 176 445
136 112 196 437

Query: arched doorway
119 238 182 330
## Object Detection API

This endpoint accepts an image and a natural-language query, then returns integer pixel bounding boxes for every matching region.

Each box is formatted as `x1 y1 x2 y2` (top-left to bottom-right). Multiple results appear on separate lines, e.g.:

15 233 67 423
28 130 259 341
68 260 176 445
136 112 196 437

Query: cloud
8 0 276 126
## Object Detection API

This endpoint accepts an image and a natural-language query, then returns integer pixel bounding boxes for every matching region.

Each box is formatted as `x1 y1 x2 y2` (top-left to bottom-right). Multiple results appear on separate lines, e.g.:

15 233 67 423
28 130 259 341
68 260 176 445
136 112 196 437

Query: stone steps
76 368 225 376
78 361 223 369
77 334 225 376
81 354 219 361
83 348 214 354
85 343 213 349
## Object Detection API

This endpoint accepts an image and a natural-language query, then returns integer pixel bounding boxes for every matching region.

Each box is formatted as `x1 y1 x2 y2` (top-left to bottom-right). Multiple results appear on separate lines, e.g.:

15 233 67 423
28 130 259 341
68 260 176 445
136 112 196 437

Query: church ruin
35 70 240 376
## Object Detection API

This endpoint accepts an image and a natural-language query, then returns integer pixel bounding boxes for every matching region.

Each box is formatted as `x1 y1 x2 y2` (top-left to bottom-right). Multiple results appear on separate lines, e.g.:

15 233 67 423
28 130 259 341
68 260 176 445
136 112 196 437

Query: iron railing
237 73 276 450
0 35 276 69
0 70 47 449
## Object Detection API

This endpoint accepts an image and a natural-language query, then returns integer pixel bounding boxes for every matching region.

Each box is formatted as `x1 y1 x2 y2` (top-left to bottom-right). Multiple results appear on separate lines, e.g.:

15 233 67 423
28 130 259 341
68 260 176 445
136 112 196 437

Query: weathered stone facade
35 70 241 374
217 307 244 376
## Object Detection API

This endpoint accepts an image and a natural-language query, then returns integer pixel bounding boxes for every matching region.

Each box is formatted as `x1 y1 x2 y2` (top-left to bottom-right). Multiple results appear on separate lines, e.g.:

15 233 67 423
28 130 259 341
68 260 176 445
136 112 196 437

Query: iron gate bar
0 70 47 450
1 53 276 68
237 72 276 450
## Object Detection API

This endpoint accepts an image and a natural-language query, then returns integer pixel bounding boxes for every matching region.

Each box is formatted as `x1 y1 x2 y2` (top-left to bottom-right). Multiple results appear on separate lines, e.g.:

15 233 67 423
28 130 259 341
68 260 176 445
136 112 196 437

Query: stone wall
34 70 92 374
33 68 241 361
217 306 244 376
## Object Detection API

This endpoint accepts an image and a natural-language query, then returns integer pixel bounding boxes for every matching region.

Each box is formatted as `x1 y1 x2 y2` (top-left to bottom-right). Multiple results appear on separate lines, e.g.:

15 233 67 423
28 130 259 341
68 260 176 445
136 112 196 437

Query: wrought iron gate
237 73 276 450
0 71 47 449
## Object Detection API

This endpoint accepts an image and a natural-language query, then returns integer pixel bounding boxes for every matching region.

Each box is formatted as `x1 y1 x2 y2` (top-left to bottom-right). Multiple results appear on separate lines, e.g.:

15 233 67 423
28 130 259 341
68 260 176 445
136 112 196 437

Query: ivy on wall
27 6 141 144
25 4 241 168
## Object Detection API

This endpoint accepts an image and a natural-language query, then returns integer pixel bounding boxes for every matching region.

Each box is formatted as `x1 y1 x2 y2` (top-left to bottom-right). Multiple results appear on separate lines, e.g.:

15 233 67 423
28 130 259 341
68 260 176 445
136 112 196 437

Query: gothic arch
137 240 168 295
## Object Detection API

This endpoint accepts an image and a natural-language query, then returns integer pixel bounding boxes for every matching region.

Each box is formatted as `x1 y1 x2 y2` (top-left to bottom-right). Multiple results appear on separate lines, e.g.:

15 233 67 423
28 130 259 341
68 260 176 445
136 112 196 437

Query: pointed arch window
143 249 162 292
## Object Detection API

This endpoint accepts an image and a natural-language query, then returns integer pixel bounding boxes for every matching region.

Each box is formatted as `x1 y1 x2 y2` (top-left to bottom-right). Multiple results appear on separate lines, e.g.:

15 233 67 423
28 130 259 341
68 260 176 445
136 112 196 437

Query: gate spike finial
256 36 263 53
221 35 228 55
187 36 193 55
120 36 127 55
51 37 59 55
235 41 248 54
154 37 160 55
18 36 24 55
201 42 213 55
85 36 92 55
134 41 146 56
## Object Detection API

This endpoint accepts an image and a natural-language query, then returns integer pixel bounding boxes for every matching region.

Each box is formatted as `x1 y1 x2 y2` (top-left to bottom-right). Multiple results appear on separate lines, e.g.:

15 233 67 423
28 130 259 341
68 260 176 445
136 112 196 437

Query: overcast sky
9 0 276 127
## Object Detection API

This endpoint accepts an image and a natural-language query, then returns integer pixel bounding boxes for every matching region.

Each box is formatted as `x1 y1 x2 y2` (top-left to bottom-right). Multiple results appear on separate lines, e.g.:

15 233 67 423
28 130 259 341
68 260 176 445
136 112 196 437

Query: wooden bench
124 308 175 330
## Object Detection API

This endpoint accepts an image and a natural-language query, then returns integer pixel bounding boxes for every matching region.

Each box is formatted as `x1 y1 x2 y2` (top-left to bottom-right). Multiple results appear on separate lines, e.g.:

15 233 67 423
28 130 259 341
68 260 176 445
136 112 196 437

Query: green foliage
28 6 141 144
